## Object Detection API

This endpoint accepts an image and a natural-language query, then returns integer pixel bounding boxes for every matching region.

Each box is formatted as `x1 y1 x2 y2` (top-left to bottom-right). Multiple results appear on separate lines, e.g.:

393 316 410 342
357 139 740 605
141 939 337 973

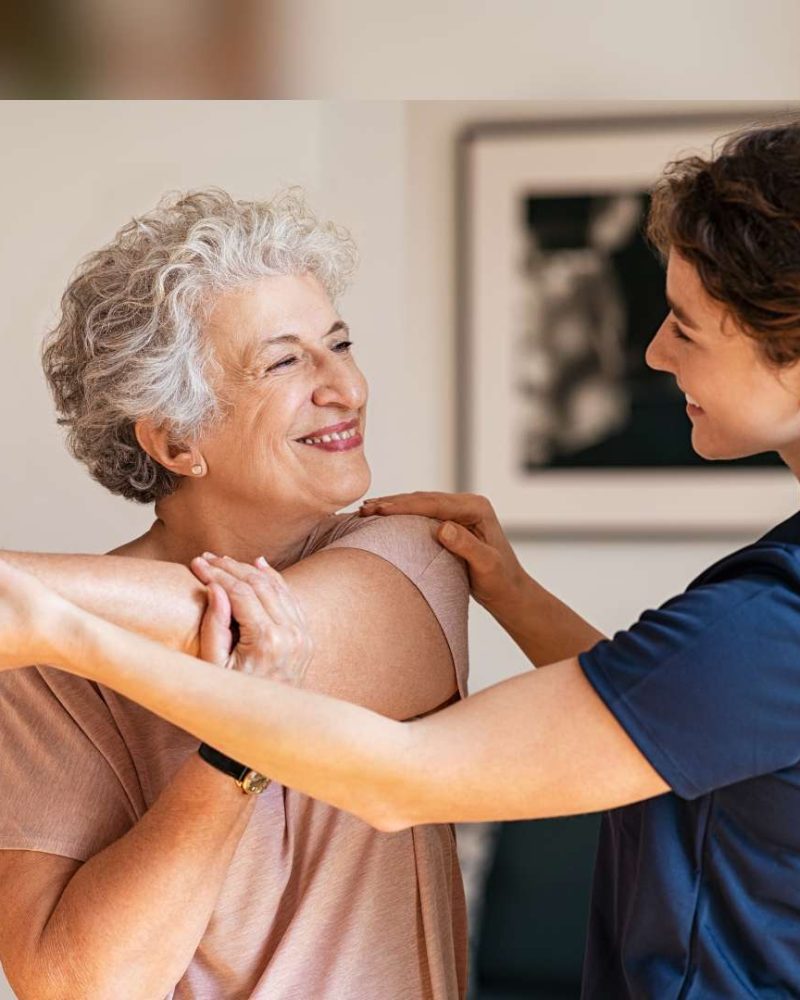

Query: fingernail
202 551 218 560
441 522 456 542
256 556 269 568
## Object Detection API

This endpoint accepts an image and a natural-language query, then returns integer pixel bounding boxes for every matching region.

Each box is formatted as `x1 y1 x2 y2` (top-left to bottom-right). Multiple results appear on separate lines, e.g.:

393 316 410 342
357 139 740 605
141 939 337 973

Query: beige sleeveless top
0 514 469 999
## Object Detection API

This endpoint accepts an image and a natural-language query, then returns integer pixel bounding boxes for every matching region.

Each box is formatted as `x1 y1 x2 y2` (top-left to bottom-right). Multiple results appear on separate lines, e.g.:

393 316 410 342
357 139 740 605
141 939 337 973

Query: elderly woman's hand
360 491 529 617
0 557 74 670
190 554 314 687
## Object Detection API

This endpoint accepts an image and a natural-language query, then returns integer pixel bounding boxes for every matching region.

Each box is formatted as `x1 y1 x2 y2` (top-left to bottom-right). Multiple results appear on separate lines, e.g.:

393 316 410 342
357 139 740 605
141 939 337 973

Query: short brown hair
647 118 800 367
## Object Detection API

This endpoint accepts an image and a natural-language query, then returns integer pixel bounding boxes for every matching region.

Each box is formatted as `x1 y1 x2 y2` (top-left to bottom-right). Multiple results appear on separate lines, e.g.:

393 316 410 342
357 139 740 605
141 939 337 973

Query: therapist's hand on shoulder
359 491 528 615
191 553 314 686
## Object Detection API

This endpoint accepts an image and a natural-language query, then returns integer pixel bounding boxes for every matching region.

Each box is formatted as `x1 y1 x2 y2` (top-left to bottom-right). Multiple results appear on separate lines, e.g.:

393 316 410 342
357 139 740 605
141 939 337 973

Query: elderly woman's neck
141 495 329 571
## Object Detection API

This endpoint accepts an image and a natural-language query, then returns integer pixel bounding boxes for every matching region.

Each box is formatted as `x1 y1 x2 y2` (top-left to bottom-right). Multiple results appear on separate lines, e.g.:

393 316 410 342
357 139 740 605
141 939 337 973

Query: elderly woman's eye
334 340 353 353
267 355 298 372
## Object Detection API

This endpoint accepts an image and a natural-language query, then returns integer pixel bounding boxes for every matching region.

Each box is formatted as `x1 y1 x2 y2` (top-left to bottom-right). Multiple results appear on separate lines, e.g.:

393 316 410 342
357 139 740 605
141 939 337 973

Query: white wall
268 0 800 99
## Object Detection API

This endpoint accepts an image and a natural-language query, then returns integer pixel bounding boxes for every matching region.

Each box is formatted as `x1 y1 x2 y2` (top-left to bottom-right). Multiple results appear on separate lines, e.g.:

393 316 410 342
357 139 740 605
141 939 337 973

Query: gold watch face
240 770 271 795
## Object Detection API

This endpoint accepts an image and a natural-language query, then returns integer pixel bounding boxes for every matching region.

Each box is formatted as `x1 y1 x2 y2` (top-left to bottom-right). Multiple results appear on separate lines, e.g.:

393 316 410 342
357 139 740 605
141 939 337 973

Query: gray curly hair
42 187 358 504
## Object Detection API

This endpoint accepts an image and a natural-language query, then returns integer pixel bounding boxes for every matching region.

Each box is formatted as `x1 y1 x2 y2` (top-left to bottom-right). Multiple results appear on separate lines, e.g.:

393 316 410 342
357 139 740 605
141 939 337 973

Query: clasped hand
0 550 314 689
191 553 314 686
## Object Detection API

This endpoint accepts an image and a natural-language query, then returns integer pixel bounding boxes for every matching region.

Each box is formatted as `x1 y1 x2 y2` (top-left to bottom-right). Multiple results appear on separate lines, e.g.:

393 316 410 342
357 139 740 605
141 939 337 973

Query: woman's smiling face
199 272 370 516
645 251 800 464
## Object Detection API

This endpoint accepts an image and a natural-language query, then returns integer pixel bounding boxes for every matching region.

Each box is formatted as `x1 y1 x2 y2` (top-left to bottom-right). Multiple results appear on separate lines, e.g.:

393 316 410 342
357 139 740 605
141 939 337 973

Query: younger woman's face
645 251 800 465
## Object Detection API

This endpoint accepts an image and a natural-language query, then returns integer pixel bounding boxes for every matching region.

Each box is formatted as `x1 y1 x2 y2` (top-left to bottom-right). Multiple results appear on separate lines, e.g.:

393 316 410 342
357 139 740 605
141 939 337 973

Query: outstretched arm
7 555 667 832
59 614 667 830
0 539 456 720
0 549 206 654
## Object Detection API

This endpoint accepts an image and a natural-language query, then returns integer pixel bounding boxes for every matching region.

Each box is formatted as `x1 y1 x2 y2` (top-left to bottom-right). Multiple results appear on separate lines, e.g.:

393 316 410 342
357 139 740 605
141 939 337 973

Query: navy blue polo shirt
578 510 800 998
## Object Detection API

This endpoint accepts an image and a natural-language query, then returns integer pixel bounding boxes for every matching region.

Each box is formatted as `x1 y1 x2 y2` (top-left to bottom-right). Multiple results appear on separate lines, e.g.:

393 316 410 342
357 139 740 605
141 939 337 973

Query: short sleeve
0 665 145 861
578 571 800 799
322 514 470 697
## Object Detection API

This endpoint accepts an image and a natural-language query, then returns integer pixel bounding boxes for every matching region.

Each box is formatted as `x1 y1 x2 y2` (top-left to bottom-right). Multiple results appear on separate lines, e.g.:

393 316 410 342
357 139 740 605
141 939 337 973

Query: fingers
359 491 463 522
359 491 493 529
198 582 233 666
203 554 307 630
193 554 313 685
193 556 280 640
253 557 309 629
437 521 500 576
192 554 308 644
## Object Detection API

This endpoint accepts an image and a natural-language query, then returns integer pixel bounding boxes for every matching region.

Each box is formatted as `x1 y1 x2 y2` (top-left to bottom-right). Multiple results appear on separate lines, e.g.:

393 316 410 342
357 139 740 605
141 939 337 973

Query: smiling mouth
678 385 703 413
295 419 363 452
300 426 361 446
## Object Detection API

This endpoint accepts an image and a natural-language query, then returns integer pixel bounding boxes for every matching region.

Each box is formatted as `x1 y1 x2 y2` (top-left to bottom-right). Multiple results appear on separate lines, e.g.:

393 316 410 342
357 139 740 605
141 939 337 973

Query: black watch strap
198 742 250 782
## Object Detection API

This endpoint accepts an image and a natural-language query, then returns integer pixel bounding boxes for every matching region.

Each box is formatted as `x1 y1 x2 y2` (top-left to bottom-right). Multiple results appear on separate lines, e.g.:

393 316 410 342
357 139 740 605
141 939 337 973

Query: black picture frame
456 112 798 537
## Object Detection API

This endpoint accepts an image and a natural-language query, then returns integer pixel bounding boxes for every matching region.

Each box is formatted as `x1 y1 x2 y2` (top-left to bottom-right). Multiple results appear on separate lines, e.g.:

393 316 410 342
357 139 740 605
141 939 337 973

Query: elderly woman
0 191 469 999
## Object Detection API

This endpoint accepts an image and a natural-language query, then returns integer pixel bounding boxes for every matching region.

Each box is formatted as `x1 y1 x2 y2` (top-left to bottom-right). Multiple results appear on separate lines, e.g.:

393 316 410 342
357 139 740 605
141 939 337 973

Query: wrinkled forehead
202 273 339 367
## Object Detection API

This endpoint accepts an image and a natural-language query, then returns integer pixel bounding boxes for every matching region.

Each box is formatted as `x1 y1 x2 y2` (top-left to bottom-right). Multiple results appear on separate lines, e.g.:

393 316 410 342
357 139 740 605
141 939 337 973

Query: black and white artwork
459 117 797 535
518 190 780 472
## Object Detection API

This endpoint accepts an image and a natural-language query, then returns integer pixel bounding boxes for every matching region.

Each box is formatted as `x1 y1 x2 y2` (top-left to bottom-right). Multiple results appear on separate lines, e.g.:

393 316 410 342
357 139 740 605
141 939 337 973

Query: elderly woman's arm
0 546 454 719
0 543 458 998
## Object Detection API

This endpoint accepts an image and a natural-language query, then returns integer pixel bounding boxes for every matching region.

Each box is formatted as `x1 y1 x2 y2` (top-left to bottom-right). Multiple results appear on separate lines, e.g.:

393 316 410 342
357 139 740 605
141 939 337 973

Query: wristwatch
198 743 271 796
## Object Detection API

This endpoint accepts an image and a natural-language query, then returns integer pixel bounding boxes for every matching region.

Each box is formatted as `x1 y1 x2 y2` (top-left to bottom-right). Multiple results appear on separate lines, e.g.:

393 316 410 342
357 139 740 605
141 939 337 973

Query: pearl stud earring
191 464 204 476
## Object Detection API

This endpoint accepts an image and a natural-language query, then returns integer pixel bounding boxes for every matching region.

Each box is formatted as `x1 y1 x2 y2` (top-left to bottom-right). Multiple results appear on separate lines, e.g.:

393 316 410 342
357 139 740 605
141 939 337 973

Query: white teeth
299 427 358 446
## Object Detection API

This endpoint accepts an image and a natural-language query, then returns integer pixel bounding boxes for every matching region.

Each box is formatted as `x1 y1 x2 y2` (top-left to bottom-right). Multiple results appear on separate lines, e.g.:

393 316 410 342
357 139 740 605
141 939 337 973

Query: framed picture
457 113 799 536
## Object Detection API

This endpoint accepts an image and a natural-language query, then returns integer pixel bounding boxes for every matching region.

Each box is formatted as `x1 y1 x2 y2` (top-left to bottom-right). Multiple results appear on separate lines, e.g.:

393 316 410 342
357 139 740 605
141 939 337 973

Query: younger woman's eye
668 320 692 343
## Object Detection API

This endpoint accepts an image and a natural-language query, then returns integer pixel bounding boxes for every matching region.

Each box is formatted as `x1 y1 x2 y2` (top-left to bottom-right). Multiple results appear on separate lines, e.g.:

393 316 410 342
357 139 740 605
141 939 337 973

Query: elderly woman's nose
311 366 367 409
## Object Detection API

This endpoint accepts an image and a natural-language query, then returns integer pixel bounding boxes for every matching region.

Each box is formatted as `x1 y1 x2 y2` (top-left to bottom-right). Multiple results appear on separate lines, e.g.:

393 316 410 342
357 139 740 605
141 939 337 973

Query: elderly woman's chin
339 457 372 508
308 454 372 514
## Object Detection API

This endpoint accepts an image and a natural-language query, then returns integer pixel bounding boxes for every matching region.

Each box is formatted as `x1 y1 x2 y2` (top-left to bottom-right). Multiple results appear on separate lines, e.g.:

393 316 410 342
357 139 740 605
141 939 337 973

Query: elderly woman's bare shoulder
282 513 469 720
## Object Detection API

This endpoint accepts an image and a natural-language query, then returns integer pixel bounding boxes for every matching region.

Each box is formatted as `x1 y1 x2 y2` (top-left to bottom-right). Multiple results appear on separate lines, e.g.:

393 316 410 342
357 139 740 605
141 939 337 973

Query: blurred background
2 97 798 999
3 0 800 99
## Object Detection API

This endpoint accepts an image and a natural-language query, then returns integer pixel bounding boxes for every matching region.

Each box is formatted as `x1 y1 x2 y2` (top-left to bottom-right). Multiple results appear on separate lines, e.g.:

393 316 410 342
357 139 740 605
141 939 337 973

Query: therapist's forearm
55 603 411 831
1 550 205 655
490 574 606 666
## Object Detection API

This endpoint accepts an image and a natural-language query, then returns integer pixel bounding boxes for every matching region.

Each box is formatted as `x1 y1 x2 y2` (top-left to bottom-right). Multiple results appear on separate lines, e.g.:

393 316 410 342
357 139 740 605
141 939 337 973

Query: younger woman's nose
644 322 673 374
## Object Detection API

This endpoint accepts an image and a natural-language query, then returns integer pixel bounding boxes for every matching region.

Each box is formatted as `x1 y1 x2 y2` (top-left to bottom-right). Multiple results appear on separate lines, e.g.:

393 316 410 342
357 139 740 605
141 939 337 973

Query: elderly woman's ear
135 419 206 479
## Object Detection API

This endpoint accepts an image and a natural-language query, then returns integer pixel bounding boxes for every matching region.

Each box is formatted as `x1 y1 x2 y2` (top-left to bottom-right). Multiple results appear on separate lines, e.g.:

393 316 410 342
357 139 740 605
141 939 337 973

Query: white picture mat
463 119 800 535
